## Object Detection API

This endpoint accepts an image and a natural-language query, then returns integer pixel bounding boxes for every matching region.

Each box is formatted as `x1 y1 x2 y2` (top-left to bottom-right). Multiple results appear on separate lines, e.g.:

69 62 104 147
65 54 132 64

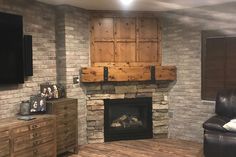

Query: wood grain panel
71 139 202 157
155 66 177 81
93 42 114 62
0 115 56 157
92 62 160 67
116 18 136 40
81 67 104 82
138 42 159 62
46 98 78 155
90 15 161 66
92 18 114 40
108 66 151 81
80 66 176 82
116 42 136 62
139 18 158 39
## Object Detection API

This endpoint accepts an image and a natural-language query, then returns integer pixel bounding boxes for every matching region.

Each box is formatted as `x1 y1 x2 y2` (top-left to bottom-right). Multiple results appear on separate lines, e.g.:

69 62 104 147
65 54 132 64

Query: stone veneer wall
0 1 90 145
2 0 236 145
83 82 173 144
55 6 90 144
0 0 56 118
160 2 236 142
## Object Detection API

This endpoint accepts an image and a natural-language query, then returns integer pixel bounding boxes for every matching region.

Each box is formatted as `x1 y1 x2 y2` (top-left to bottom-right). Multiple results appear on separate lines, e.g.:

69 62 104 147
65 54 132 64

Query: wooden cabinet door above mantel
91 16 161 66
81 14 176 83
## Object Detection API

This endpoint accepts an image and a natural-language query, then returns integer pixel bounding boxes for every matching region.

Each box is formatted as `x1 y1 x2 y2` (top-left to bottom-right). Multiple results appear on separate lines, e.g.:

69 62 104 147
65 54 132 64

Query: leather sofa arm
203 115 230 132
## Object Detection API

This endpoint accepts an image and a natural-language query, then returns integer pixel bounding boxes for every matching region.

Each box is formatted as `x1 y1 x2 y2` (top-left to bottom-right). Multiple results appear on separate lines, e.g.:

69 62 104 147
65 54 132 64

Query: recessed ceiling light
120 0 134 6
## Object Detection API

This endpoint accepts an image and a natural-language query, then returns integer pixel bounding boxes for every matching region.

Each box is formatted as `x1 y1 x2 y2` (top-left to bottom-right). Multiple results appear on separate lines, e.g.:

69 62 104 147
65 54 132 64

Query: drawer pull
31 125 39 129
33 141 40 146
33 149 38 154
33 133 38 138
64 106 68 110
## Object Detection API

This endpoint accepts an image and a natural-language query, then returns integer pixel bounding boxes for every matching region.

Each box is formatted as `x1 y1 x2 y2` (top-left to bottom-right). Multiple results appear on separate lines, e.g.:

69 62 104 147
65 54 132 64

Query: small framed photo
40 83 65 100
30 95 46 113
40 84 55 100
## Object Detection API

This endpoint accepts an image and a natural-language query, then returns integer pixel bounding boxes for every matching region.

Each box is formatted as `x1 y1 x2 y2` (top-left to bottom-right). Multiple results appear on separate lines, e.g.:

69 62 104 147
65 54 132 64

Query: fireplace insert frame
104 97 153 142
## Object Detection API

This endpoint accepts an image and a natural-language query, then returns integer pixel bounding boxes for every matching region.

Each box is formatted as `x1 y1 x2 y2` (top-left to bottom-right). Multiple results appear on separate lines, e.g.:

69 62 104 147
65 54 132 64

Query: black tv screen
0 12 24 84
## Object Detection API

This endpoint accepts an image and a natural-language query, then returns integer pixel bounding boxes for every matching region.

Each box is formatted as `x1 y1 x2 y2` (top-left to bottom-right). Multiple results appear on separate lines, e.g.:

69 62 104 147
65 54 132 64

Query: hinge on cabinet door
104 67 108 82
150 66 156 83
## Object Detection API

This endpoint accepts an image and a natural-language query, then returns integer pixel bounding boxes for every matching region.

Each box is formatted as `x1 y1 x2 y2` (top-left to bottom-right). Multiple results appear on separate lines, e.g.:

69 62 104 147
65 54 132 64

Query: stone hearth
83 82 173 144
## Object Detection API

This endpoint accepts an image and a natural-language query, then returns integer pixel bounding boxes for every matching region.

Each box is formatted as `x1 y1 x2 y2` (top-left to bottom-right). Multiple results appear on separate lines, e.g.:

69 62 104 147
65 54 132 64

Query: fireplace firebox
104 98 153 142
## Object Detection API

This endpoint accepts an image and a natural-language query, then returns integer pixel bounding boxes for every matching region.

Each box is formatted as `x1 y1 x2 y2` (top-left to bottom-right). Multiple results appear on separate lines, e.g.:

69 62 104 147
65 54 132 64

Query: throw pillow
223 121 236 132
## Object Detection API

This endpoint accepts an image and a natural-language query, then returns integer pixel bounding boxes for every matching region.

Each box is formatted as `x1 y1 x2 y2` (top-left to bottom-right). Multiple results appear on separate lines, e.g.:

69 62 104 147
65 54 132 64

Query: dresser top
0 114 55 130
46 98 77 103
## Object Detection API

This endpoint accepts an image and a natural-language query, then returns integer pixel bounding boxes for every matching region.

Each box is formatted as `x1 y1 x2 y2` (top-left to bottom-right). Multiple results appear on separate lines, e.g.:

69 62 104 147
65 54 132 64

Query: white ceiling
37 0 236 11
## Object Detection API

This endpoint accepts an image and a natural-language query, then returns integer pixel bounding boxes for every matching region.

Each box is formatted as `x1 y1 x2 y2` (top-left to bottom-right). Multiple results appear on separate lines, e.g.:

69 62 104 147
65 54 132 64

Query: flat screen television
0 12 24 84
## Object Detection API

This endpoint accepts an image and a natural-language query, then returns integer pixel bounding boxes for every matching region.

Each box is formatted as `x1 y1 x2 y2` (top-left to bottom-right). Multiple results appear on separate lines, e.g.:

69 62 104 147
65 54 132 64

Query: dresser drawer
57 123 76 131
0 130 9 139
13 133 54 153
0 150 10 157
57 140 76 153
54 103 77 114
57 130 76 144
57 121 76 131
13 141 55 157
13 127 54 144
46 98 78 155
12 120 54 135
29 120 54 131
0 115 56 157
56 113 77 124
57 138 76 155
0 139 10 157
12 125 29 135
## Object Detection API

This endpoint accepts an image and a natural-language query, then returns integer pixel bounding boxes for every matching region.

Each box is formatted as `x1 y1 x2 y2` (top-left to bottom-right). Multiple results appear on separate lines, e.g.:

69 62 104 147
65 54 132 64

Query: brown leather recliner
203 89 236 157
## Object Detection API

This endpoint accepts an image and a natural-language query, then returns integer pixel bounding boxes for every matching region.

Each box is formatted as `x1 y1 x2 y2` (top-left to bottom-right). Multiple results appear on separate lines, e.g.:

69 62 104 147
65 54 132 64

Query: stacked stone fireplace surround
83 82 173 144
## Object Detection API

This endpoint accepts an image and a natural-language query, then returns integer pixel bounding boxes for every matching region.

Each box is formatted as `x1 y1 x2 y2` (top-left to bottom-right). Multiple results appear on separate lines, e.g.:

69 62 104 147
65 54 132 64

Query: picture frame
40 83 65 100
30 95 46 113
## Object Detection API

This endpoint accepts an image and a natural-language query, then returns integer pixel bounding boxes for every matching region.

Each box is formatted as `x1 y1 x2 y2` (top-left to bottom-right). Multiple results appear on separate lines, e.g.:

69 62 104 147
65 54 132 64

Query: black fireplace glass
104 97 153 142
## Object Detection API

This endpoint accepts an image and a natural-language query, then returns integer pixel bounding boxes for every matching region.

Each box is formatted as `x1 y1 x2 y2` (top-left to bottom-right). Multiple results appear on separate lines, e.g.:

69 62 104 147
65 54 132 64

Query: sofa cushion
203 115 230 132
204 130 236 157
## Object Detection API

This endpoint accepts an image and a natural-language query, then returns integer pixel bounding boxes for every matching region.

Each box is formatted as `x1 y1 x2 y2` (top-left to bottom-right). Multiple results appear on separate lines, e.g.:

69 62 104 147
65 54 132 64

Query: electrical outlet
73 77 79 84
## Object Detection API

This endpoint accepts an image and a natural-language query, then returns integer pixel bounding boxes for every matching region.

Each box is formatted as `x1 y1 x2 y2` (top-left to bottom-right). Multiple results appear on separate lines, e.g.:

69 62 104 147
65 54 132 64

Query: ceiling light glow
120 0 134 6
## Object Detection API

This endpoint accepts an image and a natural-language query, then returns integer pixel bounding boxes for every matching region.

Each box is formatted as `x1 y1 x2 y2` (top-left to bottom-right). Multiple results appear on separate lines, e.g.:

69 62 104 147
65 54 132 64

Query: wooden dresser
0 115 56 157
0 126 10 157
46 98 78 155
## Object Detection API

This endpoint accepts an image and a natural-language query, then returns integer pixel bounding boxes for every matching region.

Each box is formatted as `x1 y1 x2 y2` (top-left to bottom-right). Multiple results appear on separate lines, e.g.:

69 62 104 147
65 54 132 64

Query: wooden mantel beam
80 66 176 83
